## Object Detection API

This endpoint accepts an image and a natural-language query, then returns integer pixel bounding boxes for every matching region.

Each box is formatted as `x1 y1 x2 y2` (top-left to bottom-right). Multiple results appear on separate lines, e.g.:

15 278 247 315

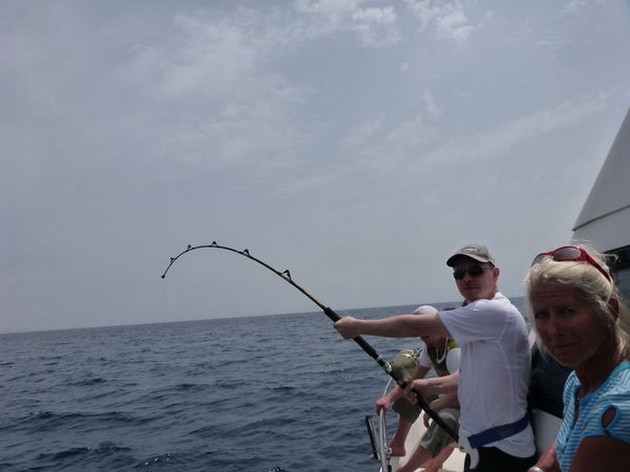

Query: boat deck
389 416 466 471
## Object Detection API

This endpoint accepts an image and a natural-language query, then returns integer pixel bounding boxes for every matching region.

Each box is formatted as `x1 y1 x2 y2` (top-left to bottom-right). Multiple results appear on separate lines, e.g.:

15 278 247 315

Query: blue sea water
0 298 525 472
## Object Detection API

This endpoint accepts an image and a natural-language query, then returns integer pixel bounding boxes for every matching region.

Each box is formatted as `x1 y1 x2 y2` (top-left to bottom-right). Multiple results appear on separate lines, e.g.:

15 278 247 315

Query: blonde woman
526 245 630 472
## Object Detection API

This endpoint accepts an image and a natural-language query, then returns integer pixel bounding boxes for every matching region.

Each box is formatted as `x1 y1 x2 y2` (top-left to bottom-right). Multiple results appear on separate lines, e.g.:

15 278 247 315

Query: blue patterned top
557 362 630 471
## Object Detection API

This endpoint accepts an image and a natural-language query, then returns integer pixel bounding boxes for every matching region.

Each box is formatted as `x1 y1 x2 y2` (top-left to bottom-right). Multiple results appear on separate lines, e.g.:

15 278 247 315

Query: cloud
564 0 588 15
332 92 610 188
340 112 437 177
422 89 441 118
120 14 263 101
405 0 479 43
113 11 313 175
410 93 610 171
3 1 630 333
435 6 477 42
296 0 401 46
350 6 400 46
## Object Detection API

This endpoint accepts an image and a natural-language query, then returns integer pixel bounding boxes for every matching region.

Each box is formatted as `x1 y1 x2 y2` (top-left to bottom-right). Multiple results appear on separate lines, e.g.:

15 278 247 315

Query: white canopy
573 108 630 252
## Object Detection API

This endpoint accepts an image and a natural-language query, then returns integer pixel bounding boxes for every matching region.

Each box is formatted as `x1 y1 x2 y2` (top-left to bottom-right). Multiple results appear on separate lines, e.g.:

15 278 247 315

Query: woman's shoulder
602 362 630 398
582 363 630 413
593 364 630 443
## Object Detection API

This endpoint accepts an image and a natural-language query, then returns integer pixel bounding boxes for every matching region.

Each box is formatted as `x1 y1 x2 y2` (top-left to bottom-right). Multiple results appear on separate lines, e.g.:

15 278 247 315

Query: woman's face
529 282 609 369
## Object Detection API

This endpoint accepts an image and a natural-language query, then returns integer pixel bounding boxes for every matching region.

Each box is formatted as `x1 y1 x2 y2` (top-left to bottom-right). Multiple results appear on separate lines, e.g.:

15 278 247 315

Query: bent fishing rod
161 241 459 442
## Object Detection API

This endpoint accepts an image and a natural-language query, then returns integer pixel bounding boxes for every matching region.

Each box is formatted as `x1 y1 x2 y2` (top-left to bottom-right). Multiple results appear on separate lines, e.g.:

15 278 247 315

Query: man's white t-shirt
439 292 535 457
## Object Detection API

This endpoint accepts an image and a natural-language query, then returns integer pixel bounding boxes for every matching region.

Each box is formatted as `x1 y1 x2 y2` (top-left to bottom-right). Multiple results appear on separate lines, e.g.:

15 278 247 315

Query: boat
365 106 630 471
572 107 630 301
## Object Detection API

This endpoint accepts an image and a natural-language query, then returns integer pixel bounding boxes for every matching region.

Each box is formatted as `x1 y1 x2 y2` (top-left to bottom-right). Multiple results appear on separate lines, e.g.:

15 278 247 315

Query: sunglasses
453 265 487 280
531 245 611 282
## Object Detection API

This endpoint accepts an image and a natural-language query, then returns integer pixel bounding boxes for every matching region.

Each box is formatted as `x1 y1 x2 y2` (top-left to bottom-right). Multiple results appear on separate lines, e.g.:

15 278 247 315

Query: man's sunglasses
531 245 611 282
453 265 487 280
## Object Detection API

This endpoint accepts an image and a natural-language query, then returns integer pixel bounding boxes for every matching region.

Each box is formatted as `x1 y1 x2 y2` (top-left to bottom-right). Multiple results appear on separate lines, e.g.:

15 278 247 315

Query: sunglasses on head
531 245 611 282
453 264 487 280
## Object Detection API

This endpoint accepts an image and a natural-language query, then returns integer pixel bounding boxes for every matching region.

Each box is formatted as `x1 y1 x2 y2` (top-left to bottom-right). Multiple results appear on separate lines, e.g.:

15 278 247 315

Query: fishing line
161 241 459 442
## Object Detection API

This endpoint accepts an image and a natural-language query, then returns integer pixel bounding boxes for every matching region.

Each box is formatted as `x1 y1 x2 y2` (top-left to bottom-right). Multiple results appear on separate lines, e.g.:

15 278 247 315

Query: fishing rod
161 241 459 443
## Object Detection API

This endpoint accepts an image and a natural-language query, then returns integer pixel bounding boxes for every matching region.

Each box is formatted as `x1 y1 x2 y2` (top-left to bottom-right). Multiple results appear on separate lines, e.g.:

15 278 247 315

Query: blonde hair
525 244 630 358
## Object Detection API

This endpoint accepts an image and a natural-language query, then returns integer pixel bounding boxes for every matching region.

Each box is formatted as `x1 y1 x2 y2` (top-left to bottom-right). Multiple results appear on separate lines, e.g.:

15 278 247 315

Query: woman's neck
576 339 623 396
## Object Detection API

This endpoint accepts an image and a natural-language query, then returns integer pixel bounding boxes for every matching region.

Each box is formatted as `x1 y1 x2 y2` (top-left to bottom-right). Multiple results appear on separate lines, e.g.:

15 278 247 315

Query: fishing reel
389 349 420 383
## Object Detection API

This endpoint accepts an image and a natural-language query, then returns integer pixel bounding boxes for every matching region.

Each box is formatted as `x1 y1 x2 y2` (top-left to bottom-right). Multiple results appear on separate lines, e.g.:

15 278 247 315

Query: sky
2 0 630 334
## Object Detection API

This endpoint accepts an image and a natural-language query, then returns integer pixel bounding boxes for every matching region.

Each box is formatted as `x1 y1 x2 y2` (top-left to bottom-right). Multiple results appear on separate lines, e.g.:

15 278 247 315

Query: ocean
0 298 526 472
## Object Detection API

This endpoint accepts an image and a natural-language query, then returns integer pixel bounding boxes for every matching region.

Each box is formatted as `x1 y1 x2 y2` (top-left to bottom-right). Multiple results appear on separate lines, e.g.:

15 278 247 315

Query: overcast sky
3 0 630 333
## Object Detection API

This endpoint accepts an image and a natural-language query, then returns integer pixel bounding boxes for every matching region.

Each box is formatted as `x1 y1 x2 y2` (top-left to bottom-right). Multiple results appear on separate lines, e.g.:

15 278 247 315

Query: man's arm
334 312 451 339
430 393 460 411
404 371 460 402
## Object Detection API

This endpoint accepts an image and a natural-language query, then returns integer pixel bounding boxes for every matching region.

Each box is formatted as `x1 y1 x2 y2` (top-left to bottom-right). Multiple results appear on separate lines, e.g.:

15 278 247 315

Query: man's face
452 258 498 302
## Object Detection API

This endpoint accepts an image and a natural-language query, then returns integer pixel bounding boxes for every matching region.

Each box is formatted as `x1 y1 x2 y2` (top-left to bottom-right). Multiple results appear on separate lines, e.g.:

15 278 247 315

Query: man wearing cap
335 244 536 471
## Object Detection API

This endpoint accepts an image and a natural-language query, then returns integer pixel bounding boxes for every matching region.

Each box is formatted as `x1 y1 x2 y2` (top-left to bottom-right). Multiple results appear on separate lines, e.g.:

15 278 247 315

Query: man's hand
375 396 393 414
402 379 426 404
334 316 361 339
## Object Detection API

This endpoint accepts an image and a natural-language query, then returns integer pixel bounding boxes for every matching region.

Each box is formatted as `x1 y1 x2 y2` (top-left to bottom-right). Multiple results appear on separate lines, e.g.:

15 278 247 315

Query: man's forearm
422 372 459 396
357 315 424 338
